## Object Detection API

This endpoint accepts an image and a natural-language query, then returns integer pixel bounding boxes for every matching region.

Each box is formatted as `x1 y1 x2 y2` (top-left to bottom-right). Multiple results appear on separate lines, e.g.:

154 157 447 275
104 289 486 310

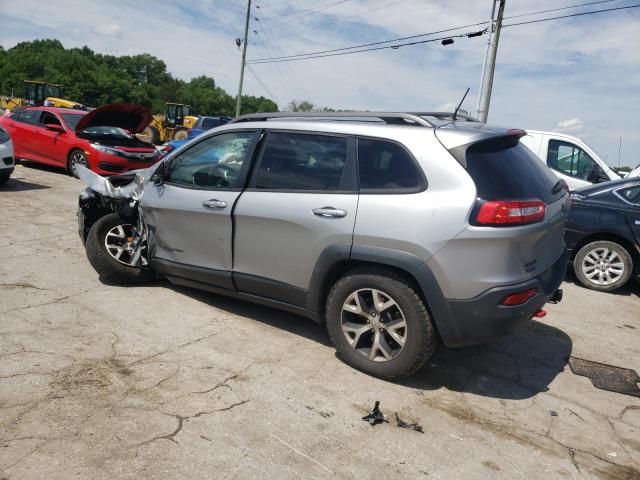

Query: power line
261 0 351 31
246 64 283 105
257 0 301 9
505 0 620 19
248 2 640 64
254 11 311 99
248 29 486 64
249 20 489 62
261 0 348 20
271 0 408 40
503 3 640 27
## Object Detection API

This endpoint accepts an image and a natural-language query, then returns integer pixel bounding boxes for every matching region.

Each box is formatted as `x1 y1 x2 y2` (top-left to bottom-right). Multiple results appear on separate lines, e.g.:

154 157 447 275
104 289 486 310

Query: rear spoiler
436 127 527 168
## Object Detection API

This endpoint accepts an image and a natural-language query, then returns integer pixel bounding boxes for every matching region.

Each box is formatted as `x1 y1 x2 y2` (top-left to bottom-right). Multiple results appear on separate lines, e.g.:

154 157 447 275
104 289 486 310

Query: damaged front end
77 165 149 267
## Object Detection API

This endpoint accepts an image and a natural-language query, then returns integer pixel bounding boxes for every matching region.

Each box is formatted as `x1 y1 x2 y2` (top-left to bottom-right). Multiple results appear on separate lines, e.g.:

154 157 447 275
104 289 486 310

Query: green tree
0 39 278 116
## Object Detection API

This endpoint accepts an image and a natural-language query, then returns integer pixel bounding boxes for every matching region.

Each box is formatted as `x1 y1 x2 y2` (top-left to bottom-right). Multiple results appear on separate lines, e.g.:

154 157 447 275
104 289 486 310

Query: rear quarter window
466 138 563 204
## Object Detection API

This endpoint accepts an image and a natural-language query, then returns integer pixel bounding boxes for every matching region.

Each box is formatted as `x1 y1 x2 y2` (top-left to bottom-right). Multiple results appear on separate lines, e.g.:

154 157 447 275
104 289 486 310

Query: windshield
61 113 85 130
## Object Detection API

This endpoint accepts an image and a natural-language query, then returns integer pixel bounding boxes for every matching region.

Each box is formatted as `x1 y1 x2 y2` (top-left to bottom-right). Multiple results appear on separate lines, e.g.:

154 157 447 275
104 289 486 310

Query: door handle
312 207 347 218
202 199 227 209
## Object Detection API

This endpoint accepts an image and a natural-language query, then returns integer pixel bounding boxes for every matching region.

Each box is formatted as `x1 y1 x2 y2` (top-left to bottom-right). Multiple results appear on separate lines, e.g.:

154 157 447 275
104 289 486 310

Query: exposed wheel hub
104 224 147 267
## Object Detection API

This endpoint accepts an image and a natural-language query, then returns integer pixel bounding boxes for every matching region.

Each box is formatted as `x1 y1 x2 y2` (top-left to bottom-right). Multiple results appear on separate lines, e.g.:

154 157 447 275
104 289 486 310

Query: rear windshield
465 138 564 204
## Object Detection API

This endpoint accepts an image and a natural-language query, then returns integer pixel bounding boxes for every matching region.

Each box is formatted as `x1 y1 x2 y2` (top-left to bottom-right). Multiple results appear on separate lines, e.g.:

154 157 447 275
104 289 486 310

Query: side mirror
151 161 167 186
45 124 65 133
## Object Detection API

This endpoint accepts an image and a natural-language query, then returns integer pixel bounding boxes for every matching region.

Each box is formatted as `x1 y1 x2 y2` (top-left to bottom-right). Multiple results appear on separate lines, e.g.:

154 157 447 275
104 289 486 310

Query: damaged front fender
76 165 150 267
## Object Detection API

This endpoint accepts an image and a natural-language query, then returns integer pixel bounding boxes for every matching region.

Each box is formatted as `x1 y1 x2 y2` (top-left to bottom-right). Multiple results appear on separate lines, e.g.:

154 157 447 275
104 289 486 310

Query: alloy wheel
581 246 625 286
104 224 147 267
341 288 407 362
70 151 87 176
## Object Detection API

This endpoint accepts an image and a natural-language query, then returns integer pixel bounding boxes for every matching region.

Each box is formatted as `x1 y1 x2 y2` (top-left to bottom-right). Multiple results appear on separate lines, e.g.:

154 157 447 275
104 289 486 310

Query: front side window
254 132 348 191
547 140 597 181
166 131 255 189
357 137 423 191
61 113 84 130
40 111 62 127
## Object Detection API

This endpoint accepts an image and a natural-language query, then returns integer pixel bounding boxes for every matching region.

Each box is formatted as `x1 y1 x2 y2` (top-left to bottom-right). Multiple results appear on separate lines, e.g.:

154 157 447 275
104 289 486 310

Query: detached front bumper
434 251 567 347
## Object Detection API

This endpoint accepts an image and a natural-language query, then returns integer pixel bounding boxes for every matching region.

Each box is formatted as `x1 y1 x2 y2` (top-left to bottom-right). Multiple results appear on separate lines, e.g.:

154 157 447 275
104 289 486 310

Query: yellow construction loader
140 102 198 144
1 81 88 111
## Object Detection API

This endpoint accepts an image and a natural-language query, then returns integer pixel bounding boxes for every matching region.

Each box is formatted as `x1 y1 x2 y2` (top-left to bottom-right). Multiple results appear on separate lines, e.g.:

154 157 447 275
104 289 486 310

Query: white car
520 130 619 190
0 126 14 186
628 164 640 178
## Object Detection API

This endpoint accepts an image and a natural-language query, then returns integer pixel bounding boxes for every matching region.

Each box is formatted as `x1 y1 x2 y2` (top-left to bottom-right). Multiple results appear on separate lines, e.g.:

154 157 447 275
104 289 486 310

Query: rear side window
357 138 424 192
466 138 563 204
13 109 41 125
254 132 349 191
617 186 640 205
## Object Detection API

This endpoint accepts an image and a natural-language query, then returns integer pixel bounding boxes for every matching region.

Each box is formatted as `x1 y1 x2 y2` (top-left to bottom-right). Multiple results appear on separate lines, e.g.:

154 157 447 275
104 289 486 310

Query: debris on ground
395 412 424 433
362 401 388 426
568 356 640 397
549 410 558 417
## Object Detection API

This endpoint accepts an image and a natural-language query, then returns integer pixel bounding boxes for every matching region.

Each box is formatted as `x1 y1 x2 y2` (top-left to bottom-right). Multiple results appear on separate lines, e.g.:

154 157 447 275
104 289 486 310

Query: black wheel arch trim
306 244 459 345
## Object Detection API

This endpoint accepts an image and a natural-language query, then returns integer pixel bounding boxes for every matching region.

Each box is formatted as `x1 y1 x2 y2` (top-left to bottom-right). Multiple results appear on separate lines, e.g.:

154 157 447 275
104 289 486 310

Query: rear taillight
476 199 545 226
501 288 537 306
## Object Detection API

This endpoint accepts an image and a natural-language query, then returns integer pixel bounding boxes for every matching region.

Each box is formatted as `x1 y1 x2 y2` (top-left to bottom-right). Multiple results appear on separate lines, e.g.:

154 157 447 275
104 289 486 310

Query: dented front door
140 131 258 289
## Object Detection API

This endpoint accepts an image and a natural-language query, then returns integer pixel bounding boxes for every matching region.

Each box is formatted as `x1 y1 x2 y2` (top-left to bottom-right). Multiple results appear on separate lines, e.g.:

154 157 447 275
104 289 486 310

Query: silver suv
78 112 568 378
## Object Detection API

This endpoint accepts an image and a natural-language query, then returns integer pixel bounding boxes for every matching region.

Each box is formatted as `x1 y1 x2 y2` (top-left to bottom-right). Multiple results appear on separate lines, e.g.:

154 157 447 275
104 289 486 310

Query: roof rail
229 111 434 127
410 111 480 123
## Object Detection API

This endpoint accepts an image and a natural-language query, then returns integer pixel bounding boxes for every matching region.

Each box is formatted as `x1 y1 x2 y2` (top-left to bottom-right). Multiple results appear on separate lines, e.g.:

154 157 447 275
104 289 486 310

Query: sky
1 0 639 167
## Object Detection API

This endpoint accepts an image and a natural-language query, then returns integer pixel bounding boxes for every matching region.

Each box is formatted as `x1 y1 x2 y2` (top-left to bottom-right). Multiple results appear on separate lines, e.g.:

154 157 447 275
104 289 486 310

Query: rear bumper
434 251 567 347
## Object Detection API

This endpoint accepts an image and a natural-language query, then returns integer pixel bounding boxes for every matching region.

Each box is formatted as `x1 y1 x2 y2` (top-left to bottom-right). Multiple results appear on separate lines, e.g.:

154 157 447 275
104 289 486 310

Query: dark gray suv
78 112 568 378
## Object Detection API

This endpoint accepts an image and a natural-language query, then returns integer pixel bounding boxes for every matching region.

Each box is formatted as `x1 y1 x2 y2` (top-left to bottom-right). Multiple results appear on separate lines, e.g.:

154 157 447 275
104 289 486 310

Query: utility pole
476 0 506 123
618 136 622 169
235 0 252 118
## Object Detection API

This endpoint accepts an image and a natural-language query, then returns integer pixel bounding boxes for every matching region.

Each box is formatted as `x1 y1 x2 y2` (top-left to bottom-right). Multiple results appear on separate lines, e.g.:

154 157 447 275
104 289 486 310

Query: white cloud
94 23 121 36
1 0 639 166
555 118 584 133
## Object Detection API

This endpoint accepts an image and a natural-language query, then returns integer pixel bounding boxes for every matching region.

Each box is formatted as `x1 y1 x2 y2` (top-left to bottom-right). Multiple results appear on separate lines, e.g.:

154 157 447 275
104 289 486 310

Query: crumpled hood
76 164 147 199
75 103 152 134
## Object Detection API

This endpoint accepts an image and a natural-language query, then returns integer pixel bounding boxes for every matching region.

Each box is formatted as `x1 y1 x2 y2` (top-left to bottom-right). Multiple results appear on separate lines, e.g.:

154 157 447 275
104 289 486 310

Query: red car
0 103 161 177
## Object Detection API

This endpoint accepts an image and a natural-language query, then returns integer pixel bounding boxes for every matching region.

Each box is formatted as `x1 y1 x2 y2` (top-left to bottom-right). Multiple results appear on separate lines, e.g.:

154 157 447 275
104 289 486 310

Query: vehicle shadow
0 177 51 191
165 283 571 399
166 283 332 345
16 161 69 176
397 320 572 399
565 267 640 298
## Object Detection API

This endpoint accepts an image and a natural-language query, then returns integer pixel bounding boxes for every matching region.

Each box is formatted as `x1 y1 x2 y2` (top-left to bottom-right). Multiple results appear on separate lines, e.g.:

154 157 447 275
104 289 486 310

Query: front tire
68 149 88 178
85 213 155 284
325 267 437 379
0 172 10 186
573 240 633 292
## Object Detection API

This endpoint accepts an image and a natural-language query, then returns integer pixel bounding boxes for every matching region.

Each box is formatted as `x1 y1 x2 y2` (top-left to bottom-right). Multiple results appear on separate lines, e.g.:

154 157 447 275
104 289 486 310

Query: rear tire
573 240 633 292
325 267 437 379
85 213 155 285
